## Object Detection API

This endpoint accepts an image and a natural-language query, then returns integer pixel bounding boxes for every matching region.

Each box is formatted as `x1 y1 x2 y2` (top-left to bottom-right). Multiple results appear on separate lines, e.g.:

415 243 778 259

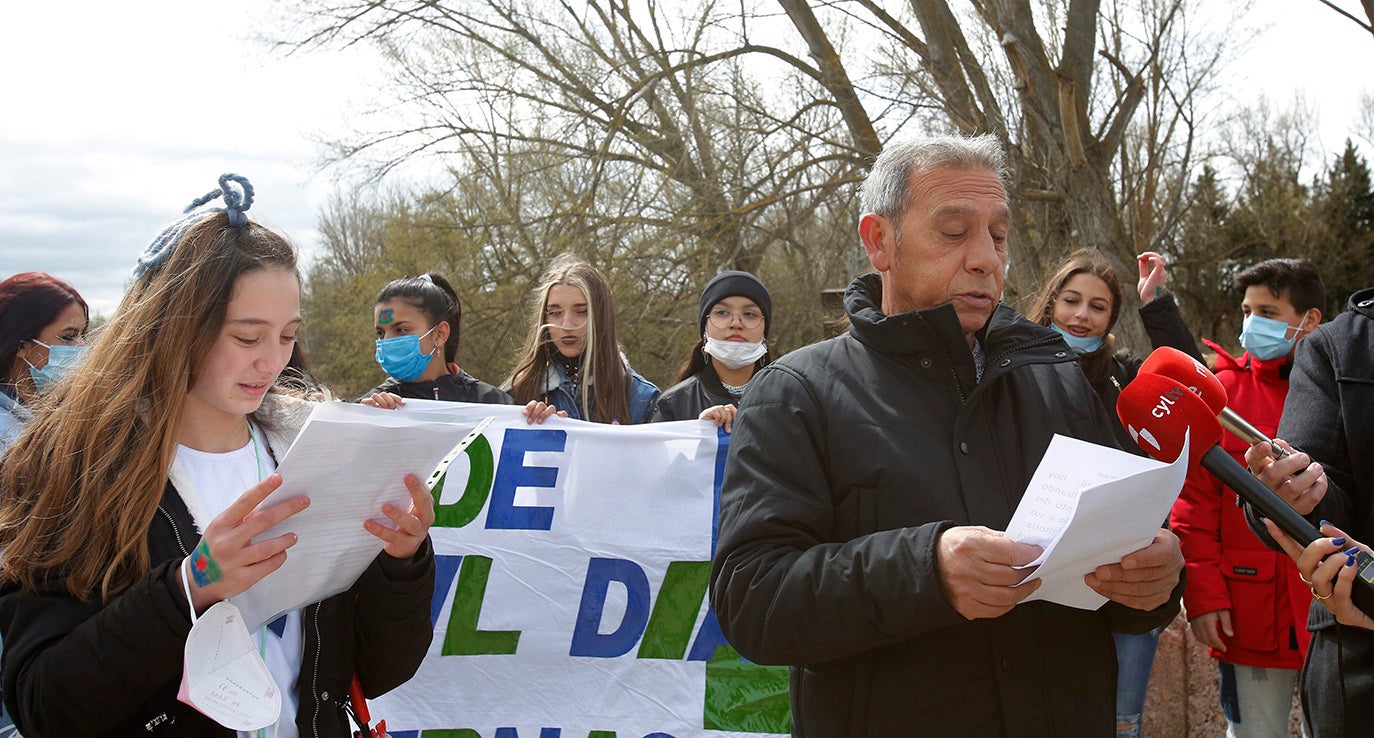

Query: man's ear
858 213 894 273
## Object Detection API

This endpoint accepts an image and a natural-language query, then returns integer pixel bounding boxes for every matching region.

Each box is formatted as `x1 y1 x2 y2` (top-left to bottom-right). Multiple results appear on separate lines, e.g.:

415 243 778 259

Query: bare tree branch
775 0 881 155
1313 0 1374 36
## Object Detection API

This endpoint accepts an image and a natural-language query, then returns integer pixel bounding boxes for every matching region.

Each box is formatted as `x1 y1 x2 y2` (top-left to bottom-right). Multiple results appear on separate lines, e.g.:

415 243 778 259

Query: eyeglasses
707 308 763 329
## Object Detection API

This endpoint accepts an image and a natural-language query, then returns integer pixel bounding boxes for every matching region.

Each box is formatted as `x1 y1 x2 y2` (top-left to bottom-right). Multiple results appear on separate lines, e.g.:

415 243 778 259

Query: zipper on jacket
157 506 191 556
311 606 323 738
942 358 967 403
985 335 1069 371
962 335 1075 406
144 711 175 732
147 507 188 734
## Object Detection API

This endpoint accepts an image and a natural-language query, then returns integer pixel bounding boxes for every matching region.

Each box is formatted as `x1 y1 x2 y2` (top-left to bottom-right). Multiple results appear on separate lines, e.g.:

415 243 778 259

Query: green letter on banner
636 561 711 659
443 555 521 655
433 434 495 529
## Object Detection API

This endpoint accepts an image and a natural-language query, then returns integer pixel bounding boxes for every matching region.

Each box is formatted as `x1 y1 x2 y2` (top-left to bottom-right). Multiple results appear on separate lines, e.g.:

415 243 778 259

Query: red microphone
1138 346 1227 409
1138 346 1290 459
1118 373 1374 615
1114 372 1220 468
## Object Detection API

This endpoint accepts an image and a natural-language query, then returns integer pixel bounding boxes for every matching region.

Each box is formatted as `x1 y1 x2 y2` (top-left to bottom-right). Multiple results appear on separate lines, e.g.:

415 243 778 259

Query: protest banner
370 402 790 738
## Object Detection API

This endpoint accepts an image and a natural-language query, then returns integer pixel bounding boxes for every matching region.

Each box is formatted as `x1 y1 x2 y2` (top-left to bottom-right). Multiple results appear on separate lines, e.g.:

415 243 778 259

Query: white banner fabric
368 401 789 738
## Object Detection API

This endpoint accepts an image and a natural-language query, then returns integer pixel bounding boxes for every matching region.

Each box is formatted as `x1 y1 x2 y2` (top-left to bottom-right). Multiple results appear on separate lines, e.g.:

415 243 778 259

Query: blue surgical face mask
375 326 439 382
24 340 86 390
1239 313 1306 361
1050 323 1104 354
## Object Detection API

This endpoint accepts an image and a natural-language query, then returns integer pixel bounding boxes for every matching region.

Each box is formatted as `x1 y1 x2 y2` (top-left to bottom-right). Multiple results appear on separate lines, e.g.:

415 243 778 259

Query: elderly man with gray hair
709 134 1184 736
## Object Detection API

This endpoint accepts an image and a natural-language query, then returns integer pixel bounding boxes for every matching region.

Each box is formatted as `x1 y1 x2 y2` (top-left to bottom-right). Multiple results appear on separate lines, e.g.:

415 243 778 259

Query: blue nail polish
1332 537 1347 547
1345 547 1362 557
1320 519 1331 528
1348 555 1357 567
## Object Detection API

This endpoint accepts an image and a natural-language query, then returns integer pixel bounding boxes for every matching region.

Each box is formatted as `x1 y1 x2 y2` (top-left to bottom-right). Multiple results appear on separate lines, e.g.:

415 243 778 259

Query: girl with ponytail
362 272 513 405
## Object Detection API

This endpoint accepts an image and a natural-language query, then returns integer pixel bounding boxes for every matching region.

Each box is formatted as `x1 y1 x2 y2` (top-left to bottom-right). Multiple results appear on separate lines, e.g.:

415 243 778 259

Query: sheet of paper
230 402 491 631
1004 431 1190 610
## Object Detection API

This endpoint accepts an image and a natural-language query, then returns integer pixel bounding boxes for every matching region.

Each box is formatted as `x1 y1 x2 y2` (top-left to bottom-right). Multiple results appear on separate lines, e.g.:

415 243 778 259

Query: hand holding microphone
1244 439 1326 517
1262 519 1374 631
1116 367 1374 617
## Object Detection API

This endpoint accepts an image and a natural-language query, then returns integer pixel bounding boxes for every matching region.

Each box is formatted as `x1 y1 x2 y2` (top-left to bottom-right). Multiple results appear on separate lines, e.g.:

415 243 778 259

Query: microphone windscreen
1116 373 1223 468
1138 346 1227 413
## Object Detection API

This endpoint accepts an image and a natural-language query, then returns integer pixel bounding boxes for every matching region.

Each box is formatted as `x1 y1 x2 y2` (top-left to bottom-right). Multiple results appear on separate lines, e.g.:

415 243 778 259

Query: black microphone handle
1200 445 1374 618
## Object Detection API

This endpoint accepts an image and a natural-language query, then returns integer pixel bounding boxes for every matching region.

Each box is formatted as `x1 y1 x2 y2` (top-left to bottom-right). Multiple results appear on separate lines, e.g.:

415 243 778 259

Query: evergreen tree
1171 165 1240 345
1310 140 1374 314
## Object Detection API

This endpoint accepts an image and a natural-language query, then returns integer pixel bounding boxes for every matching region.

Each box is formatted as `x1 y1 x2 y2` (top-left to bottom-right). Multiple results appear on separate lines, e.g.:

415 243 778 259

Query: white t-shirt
175 423 301 738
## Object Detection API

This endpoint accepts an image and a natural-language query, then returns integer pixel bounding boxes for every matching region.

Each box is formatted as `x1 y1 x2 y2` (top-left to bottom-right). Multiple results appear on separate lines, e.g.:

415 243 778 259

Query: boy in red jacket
1171 258 1324 737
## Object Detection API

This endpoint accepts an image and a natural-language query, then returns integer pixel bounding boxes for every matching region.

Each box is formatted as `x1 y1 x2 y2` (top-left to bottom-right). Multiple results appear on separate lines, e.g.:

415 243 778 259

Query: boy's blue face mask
375 326 439 382
1050 323 1104 354
1238 312 1309 361
25 340 85 390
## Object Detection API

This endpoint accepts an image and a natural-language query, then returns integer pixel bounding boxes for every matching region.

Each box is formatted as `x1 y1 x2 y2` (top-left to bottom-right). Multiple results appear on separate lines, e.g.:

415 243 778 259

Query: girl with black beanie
650 270 774 430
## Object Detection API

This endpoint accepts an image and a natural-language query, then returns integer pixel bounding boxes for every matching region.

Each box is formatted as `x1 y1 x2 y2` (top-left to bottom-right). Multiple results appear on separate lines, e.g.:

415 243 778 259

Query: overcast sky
0 0 384 315
2 0 1372 316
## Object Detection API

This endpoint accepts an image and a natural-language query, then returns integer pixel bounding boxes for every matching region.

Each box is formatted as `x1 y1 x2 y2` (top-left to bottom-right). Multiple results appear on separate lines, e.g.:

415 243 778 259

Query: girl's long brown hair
0 214 298 599
1025 248 1124 384
505 254 632 424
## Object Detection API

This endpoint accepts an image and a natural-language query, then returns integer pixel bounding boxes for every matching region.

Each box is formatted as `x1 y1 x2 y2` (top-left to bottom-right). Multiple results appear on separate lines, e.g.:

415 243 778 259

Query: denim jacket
541 360 660 424
0 385 30 455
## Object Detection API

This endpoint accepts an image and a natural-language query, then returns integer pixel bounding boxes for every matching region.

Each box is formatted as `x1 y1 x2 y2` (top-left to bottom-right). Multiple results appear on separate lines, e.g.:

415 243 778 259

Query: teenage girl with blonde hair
505 253 658 424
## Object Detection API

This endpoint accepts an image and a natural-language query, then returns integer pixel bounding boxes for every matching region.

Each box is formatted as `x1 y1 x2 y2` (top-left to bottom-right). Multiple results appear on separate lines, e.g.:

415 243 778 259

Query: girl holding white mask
650 270 774 431
0 175 436 738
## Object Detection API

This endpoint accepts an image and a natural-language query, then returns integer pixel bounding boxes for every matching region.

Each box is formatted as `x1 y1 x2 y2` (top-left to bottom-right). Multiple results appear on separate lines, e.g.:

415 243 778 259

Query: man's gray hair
859 134 1008 220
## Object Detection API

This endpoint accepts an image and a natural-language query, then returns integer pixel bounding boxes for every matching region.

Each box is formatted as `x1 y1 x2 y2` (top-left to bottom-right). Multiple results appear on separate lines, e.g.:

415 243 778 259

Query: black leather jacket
362 370 515 405
649 364 737 422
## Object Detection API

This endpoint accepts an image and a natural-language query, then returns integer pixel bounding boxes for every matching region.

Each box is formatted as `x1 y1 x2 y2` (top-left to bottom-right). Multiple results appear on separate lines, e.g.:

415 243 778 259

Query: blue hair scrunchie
186 173 255 227
132 173 256 278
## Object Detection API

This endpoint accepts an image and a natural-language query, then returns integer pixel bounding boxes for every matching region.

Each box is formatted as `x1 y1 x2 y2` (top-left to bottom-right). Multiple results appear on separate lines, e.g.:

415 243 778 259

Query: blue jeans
1219 661 1306 738
1113 627 1163 738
